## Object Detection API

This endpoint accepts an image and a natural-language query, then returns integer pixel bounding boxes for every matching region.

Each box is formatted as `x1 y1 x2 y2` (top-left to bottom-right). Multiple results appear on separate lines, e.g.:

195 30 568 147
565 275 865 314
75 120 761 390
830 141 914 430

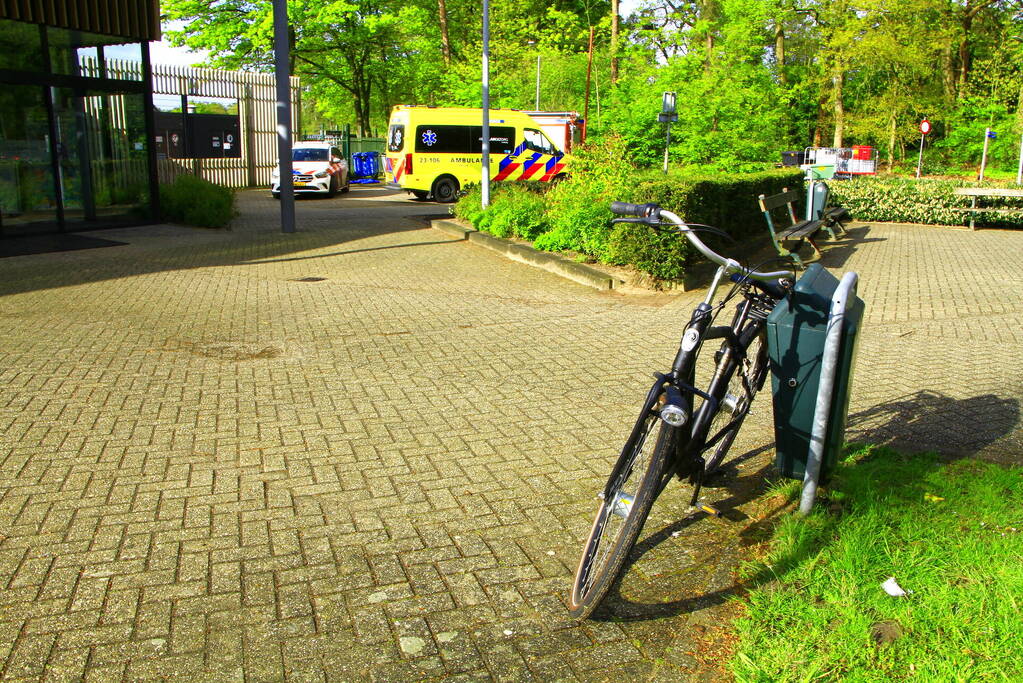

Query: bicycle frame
651 264 772 498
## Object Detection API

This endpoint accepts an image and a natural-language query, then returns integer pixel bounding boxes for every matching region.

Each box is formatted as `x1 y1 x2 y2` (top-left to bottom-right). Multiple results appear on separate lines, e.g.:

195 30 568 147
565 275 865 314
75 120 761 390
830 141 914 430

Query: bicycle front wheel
568 411 677 620
704 330 769 475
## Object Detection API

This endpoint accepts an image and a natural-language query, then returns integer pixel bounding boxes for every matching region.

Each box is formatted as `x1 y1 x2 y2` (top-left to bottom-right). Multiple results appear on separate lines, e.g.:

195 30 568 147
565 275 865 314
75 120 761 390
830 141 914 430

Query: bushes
159 175 236 229
454 182 551 240
453 141 803 282
828 176 1023 227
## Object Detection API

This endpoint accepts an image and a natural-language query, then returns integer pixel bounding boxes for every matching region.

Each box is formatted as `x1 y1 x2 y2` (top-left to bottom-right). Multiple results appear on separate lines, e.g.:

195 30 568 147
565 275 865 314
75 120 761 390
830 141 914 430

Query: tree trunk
941 43 956 100
775 23 786 86
832 70 844 148
610 0 619 84
438 0 451 66
813 99 825 147
957 14 972 93
887 111 896 170
701 0 717 67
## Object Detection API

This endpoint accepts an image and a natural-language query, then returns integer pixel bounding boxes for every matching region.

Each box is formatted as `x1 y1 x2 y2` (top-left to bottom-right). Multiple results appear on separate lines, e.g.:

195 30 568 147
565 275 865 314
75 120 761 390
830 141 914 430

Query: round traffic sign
920 119 931 135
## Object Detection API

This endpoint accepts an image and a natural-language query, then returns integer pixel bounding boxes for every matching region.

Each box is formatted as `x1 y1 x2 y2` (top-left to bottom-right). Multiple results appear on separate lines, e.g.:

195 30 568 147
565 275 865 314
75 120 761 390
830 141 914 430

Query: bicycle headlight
659 385 689 427
660 404 688 427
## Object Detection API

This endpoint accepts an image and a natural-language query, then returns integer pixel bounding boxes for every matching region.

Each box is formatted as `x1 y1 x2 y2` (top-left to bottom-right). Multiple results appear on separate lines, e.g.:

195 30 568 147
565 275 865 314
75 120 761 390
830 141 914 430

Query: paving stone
0 190 1019 680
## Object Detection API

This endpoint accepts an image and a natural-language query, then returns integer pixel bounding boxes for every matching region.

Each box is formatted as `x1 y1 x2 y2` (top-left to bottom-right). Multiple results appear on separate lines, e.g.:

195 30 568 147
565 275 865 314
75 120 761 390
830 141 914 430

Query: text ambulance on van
385 106 569 203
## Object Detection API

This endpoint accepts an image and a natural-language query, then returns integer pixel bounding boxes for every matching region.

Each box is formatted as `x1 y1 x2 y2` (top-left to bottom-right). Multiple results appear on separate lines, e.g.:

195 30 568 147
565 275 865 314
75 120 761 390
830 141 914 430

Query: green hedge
828 176 1023 227
453 136 803 282
159 174 236 229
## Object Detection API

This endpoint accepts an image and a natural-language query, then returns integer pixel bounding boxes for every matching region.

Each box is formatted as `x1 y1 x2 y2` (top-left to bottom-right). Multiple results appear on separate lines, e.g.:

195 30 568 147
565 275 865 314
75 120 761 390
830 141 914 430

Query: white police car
271 142 349 198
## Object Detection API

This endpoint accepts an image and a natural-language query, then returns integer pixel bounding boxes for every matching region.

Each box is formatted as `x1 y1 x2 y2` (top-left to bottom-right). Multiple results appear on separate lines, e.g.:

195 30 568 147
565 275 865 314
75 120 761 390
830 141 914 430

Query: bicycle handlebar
611 202 795 284
610 201 661 218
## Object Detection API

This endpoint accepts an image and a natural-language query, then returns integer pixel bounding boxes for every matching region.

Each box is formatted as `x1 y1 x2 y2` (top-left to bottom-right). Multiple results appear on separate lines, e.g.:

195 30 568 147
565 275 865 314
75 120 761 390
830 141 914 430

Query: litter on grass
881 576 909 597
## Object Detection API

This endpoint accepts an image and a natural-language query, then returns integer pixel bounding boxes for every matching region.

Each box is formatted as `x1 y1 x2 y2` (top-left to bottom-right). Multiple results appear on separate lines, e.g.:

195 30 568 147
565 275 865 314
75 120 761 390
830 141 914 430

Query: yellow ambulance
384 106 569 202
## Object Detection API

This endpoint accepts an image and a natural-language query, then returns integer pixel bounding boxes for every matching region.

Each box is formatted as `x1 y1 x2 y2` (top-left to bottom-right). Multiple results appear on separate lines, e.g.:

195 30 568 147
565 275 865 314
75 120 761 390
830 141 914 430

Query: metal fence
146 62 301 188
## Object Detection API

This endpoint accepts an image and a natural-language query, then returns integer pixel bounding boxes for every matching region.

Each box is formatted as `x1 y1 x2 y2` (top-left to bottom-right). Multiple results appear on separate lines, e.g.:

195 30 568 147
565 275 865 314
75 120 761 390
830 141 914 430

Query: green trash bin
766 264 865 480
809 164 835 180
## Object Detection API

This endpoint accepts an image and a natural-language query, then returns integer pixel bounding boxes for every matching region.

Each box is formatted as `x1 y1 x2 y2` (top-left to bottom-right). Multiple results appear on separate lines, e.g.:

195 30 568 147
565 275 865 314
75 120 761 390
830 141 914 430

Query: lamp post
535 54 541 110
526 41 540 110
481 0 490 208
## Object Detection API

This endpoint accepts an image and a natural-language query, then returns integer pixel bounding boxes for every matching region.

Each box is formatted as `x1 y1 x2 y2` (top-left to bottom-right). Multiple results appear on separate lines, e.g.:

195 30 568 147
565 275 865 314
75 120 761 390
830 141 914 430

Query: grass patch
734 445 1023 681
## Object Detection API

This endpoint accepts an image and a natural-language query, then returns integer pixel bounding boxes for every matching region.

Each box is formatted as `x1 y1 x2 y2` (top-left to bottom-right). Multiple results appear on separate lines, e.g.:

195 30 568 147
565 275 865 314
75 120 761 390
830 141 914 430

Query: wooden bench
758 187 825 268
952 187 1023 230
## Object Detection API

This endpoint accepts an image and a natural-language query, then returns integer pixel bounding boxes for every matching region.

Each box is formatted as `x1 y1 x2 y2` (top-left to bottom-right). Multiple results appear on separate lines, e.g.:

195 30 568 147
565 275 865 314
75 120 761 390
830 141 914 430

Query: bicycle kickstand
688 463 723 518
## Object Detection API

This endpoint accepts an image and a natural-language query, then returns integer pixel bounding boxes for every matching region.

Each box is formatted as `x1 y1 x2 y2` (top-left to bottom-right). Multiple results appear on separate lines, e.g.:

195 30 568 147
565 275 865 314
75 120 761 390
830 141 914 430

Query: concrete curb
431 219 619 291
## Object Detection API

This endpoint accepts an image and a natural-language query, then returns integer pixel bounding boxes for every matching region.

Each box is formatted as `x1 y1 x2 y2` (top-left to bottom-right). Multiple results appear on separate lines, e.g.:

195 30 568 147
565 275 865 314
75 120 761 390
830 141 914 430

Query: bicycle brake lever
610 216 662 227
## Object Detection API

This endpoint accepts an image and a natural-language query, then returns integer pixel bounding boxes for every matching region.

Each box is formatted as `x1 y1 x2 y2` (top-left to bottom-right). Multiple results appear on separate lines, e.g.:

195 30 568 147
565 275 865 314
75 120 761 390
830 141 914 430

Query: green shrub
828 176 1023 227
450 140 804 282
159 174 236 229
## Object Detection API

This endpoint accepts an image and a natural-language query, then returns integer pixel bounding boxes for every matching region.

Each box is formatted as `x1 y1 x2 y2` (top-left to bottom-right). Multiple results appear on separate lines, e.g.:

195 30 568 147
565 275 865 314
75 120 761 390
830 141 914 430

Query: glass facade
0 19 155 238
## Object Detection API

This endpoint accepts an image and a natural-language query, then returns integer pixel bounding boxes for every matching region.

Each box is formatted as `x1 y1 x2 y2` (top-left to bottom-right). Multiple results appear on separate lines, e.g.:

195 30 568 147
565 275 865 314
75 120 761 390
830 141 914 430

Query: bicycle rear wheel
568 410 678 619
704 330 769 475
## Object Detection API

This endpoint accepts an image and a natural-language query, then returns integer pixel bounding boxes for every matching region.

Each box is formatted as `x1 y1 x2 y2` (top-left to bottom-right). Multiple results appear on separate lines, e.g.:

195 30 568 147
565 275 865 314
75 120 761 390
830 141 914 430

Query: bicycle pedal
699 504 723 518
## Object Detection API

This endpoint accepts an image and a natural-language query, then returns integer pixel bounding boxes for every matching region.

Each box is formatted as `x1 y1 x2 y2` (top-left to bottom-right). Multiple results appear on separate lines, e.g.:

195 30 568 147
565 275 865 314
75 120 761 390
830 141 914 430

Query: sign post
658 91 677 175
916 118 931 179
1016 133 1022 185
980 128 996 182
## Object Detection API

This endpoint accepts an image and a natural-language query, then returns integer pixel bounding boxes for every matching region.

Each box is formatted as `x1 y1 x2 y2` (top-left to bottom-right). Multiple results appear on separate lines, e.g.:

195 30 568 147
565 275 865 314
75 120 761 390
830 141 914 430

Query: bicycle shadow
589 390 1020 622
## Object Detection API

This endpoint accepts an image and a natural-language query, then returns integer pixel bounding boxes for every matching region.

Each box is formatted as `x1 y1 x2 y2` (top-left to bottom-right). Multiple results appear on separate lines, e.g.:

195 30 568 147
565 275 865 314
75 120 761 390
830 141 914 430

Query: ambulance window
470 126 515 154
388 124 405 152
416 125 472 153
524 128 555 155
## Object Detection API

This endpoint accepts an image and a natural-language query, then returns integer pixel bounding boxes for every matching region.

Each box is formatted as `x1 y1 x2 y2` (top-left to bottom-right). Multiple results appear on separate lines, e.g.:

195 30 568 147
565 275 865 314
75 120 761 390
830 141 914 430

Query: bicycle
568 201 795 620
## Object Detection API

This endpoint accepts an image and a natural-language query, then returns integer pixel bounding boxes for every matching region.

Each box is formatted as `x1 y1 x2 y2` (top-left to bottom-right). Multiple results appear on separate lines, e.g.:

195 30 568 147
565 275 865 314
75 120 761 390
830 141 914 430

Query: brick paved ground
1 188 1020 681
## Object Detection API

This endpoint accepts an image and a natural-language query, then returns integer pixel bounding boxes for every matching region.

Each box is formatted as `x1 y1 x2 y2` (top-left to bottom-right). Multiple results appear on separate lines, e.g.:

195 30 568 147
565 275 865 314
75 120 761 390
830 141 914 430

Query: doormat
0 234 127 258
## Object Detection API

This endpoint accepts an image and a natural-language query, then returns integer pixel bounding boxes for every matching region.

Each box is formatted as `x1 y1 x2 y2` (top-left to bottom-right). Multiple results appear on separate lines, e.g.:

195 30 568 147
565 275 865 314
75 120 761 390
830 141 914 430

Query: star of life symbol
422 129 438 146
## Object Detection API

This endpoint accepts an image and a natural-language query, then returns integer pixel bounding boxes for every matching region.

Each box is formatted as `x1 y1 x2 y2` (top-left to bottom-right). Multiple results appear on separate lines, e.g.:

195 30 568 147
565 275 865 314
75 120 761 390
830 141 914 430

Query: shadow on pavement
0 189 456 297
587 390 1019 622
846 390 1021 463
815 224 887 268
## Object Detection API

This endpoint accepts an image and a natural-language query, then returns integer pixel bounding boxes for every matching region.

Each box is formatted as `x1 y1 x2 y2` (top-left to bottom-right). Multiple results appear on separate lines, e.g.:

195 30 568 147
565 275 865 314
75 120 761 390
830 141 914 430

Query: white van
271 142 350 198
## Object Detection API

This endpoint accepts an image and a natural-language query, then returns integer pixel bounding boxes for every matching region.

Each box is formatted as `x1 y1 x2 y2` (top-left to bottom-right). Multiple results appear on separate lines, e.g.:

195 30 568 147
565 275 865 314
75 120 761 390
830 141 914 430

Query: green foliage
734 446 1023 681
159 175 236 229
827 176 1023 227
453 139 802 282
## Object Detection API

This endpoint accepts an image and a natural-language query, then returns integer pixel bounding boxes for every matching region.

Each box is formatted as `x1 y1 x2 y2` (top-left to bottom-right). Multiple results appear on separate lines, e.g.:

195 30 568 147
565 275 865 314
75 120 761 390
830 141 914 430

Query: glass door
53 87 151 228
0 85 60 236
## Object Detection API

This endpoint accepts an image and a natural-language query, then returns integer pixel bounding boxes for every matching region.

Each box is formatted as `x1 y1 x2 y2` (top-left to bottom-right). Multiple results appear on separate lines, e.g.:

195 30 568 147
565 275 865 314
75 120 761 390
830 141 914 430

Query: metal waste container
766 264 865 480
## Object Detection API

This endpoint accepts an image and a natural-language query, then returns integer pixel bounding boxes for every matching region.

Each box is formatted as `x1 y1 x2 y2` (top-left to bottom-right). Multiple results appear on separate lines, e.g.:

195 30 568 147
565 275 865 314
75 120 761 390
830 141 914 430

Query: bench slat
778 220 823 241
758 189 803 212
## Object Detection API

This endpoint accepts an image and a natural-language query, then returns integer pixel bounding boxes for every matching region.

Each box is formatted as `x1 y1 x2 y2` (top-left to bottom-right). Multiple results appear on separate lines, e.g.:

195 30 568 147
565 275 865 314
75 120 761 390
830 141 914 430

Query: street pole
1017 133 1022 185
583 27 594 138
481 0 490 208
916 134 924 179
980 127 991 182
273 0 295 233
535 54 540 110
663 122 671 174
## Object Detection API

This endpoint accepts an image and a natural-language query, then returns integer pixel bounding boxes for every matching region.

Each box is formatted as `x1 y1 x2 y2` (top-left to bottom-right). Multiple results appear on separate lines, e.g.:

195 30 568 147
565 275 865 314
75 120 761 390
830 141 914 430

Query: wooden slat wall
0 0 160 41
152 63 301 188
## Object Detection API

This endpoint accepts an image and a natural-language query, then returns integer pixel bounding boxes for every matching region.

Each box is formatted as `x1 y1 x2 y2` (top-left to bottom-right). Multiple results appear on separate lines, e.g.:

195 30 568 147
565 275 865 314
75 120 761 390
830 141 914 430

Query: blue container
351 151 380 179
